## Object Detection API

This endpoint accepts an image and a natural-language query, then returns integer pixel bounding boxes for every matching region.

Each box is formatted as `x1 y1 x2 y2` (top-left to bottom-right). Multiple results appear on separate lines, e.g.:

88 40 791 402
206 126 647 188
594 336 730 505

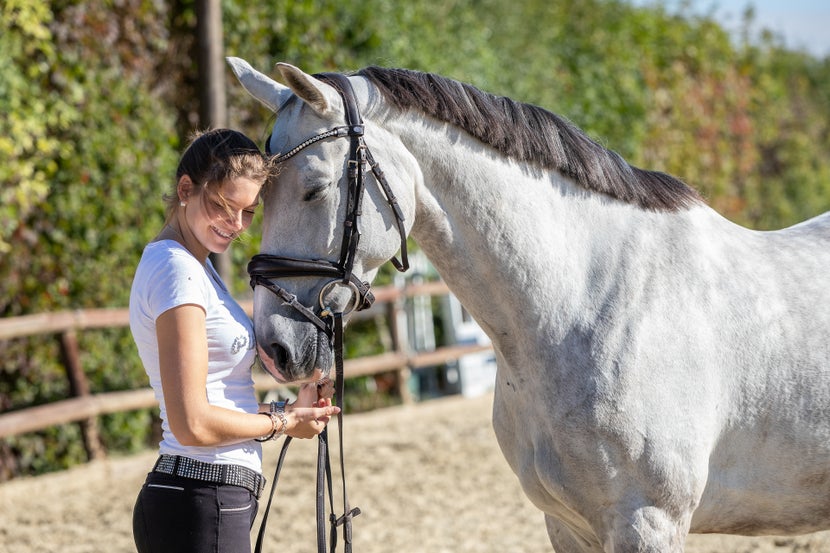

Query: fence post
387 295 413 404
58 330 105 461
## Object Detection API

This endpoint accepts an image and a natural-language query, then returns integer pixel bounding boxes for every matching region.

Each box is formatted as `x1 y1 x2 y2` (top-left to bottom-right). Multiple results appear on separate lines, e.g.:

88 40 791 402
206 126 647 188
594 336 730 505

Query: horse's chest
491 379 578 512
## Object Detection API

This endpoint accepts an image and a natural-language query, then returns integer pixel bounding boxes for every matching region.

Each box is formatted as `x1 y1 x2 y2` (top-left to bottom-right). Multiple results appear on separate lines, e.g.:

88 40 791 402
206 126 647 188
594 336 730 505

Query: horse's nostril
273 344 289 369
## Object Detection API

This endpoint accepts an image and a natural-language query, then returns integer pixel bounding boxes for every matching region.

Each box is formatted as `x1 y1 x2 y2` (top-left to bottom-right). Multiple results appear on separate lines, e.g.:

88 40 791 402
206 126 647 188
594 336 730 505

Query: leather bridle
251 73 410 553
247 72 409 336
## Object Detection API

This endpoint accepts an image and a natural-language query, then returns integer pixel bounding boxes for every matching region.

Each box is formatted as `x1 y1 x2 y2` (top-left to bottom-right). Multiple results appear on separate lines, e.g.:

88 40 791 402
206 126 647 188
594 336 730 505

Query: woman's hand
316 377 335 403
284 380 340 439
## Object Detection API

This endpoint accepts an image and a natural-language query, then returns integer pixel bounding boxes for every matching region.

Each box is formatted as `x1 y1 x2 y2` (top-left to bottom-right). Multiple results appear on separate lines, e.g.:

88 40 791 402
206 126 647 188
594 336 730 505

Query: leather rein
251 72 409 553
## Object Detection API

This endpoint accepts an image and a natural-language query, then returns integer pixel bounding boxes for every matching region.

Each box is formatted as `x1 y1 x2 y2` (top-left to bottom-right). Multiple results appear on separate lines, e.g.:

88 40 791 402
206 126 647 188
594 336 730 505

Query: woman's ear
177 175 193 203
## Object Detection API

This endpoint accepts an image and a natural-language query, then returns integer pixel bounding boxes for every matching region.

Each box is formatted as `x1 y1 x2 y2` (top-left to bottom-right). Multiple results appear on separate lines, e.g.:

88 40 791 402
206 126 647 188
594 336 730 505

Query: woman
129 128 339 553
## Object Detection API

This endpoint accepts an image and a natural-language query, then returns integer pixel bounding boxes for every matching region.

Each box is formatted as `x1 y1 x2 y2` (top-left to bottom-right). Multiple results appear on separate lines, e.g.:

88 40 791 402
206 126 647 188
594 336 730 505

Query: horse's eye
303 185 328 202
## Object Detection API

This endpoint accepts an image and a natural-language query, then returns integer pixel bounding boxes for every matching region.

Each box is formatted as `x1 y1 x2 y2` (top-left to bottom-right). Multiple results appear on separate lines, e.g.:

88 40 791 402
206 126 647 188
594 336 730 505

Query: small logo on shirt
231 334 250 355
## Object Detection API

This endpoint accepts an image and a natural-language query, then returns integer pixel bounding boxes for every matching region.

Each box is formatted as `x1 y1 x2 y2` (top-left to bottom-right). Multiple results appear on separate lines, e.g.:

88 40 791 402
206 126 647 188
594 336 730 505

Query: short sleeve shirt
129 240 261 472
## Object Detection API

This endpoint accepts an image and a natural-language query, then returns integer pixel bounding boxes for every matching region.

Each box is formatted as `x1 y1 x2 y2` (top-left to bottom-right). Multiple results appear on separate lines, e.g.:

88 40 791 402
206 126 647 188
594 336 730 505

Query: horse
227 56 830 552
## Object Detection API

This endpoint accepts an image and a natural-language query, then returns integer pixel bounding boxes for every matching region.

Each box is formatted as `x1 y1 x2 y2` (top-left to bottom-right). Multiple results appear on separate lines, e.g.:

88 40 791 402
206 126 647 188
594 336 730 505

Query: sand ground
1 392 828 553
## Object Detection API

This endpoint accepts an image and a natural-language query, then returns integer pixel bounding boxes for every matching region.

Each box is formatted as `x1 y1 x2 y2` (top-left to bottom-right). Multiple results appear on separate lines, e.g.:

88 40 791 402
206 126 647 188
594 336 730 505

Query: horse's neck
402 125 680 345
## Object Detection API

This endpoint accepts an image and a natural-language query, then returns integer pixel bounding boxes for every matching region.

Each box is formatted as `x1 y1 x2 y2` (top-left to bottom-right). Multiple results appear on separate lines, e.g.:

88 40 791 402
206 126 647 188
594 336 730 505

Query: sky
631 0 830 57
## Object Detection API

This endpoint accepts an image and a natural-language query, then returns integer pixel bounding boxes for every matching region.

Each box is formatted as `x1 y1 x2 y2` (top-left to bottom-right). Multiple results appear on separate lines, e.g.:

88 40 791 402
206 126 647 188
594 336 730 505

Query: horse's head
228 57 417 383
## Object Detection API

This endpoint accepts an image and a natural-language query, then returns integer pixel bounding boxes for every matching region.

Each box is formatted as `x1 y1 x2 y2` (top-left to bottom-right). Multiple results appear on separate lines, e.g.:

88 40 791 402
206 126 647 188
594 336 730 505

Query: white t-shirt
129 240 262 473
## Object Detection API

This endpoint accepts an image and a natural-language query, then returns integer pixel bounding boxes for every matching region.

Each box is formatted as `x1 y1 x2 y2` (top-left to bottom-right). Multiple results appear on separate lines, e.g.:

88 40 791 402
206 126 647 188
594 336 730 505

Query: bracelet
255 412 278 442
270 400 289 439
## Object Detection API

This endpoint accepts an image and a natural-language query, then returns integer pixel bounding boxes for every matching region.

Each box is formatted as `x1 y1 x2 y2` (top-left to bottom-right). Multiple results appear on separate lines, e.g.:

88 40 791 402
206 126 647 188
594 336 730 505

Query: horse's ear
226 57 292 113
275 62 339 117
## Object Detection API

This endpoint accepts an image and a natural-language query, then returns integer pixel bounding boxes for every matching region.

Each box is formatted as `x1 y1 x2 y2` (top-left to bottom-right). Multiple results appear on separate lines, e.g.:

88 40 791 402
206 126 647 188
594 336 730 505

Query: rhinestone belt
152 454 266 499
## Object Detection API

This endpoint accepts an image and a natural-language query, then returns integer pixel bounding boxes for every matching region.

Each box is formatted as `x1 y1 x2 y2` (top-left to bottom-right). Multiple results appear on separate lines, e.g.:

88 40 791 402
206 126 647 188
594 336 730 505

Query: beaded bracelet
255 412 278 442
270 400 289 440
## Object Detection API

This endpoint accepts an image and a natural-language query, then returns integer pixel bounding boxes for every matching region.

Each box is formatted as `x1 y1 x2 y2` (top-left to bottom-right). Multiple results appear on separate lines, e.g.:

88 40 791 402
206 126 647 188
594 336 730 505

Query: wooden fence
0 280 492 461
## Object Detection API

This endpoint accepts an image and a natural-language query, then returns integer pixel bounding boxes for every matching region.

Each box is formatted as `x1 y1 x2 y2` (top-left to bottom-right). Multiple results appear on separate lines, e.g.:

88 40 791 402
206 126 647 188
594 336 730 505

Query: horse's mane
357 66 703 211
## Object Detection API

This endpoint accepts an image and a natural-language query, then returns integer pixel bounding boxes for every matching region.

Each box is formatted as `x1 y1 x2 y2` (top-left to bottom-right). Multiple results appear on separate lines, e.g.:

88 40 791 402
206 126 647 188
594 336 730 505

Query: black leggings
133 472 259 553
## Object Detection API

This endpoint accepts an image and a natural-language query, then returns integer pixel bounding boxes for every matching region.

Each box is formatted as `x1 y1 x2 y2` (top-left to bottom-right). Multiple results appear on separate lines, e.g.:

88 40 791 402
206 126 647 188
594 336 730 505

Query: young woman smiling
129 129 339 553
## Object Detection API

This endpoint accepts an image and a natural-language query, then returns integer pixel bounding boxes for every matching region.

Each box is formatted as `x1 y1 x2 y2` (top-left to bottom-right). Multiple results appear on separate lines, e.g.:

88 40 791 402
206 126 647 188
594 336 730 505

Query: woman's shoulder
132 240 212 313
140 239 201 269
135 239 208 284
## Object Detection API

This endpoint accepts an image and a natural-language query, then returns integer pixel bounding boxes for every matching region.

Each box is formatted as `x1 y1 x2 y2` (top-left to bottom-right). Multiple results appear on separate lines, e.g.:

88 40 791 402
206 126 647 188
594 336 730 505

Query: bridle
250 73 409 553
247 72 409 335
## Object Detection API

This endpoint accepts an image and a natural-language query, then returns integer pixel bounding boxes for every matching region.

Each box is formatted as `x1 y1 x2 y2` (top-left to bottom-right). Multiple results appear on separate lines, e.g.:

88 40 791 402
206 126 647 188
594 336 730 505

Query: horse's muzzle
256 326 332 383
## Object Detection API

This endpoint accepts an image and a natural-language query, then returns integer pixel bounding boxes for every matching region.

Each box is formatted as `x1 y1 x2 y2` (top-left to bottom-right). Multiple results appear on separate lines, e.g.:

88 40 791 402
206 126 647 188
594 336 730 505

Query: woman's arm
157 304 338 446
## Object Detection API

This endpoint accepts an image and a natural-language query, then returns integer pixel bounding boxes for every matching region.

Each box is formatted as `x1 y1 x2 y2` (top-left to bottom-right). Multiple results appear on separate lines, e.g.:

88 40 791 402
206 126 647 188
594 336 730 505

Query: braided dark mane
357 66 702 211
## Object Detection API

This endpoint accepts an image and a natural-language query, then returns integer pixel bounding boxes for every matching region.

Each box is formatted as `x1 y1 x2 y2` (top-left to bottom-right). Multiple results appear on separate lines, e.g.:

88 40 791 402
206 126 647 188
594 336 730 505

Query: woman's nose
226 211 244 229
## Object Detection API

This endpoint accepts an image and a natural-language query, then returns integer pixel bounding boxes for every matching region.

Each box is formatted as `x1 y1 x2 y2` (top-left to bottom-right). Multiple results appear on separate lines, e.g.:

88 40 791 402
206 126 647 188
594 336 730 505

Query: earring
180 201 186 207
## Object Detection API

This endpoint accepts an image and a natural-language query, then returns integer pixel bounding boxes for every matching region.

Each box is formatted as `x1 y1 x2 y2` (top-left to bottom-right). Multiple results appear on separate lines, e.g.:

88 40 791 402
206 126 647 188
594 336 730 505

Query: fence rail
0 281 492 457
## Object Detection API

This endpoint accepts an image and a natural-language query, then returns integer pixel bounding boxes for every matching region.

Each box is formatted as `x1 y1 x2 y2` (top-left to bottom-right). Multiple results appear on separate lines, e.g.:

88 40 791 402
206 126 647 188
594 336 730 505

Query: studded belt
152 454 266 499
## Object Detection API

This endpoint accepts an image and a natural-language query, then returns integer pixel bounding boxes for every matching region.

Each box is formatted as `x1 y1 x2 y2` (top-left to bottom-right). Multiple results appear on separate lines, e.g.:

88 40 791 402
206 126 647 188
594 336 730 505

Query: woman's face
184 176 261 256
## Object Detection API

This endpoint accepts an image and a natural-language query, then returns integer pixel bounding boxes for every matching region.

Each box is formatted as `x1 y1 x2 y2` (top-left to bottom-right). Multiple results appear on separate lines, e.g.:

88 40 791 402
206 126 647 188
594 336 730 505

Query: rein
254 314 356 553
250 72 410 553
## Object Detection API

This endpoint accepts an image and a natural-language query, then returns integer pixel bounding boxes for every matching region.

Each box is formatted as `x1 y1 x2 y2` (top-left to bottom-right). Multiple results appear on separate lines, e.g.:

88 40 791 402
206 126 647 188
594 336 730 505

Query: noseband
249 72 410 553
247 72 409 338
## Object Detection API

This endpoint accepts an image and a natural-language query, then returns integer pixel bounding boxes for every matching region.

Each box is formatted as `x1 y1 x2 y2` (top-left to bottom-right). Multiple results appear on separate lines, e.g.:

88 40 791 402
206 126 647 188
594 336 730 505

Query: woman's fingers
283 400 341 439
296 382 318 405
316 378 335 400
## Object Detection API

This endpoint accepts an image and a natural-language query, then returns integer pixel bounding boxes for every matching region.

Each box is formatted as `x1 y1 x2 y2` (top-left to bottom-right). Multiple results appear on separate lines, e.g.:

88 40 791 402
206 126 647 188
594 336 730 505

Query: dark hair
164 128 273 216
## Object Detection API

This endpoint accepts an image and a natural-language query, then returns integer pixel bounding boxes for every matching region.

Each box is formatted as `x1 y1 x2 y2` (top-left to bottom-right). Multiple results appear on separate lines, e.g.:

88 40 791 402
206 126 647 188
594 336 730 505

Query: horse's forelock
357 66 702 212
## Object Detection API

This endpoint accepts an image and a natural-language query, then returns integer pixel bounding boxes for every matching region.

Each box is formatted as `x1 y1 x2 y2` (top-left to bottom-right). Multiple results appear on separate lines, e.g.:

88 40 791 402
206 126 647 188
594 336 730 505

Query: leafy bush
0 0 177 478
1 0 828 479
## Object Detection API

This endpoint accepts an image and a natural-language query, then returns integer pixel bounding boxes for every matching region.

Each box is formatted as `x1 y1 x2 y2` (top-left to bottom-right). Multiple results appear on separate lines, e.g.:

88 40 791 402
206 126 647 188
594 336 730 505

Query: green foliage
3 424 87 475
742 49 830 228
0 0 177 478
101 408 158 453
1 0 829 479
0 1 75 257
